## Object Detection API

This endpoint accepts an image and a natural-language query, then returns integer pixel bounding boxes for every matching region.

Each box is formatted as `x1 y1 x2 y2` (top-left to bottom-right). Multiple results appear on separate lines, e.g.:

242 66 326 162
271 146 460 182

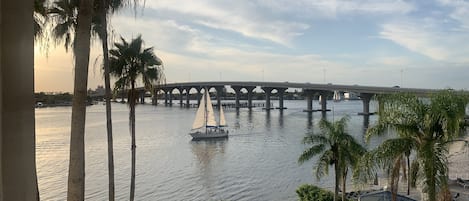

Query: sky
34 0 469 92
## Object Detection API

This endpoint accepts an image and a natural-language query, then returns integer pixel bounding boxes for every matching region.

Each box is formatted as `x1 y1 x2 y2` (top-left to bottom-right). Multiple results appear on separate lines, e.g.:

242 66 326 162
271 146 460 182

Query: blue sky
35 0 469 92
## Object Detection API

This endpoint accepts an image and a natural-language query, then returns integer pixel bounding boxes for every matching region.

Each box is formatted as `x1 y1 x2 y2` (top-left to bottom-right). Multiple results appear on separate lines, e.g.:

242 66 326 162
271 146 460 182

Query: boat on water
333 90 341 102
190 89 228 139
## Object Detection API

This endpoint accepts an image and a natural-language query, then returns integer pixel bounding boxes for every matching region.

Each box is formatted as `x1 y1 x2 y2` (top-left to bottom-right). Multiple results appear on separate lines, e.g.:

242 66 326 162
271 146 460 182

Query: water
36 100 380 201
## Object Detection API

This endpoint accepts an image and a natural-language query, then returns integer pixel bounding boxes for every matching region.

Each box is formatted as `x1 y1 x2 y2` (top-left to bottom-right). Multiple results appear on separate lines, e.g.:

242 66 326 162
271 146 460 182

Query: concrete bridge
136 81 442 115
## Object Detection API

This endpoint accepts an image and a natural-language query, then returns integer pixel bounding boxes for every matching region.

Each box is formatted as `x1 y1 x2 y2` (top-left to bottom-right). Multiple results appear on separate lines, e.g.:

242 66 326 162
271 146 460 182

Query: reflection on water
36 100 382 201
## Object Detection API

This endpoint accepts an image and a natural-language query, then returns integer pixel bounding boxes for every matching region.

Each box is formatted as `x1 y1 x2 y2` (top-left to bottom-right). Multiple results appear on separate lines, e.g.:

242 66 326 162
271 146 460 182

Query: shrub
296 184 347 201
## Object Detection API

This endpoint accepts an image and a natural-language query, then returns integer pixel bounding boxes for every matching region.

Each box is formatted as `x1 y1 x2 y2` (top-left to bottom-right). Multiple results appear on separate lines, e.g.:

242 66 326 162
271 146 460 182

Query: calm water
36 100 381 201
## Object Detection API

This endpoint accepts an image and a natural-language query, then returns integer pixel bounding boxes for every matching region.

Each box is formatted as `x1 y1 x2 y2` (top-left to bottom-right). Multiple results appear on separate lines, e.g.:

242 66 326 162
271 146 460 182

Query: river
36 99 383 201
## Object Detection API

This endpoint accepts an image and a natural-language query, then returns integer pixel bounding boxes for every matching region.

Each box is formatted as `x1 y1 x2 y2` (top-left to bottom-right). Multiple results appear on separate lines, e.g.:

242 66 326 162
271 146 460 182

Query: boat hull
190 130 228 139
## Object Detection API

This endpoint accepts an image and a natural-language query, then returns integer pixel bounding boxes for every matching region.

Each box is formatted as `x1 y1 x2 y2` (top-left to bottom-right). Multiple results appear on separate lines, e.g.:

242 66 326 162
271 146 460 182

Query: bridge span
136 81 442 115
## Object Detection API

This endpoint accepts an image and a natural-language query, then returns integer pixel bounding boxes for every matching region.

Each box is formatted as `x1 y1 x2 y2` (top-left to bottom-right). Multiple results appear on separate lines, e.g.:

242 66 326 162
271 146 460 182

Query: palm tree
48 0 79 52
109 35 164 201
299 116 365 201
94 1 129 200
34 0 48 40
354 137 414 201
357 91 468 201
49 1 137 200
66 0 94 200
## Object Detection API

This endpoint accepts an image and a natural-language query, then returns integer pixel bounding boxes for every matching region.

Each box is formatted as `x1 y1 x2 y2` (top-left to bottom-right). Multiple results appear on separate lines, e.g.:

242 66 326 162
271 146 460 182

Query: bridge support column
178 87 183 107
215 86 224 109
152 89 158 105
276 88 287 110
185 87 191 108
262 87 273 110
246 86 255 109
140 90 145 104
197 88 202 106
358 93 374 115
319 91 330 112
169 90 173 106
164 90 169 106
303 89 314 112
232 86 242 109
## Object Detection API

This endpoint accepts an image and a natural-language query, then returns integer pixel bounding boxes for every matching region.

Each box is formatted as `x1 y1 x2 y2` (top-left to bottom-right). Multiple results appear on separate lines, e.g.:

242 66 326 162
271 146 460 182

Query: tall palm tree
67 0 94 200
357 91 468 201
48 0 79 52
34 0 48 40
299 116 365 201
94 1 129 200
49 1 137 200
109 35 164 201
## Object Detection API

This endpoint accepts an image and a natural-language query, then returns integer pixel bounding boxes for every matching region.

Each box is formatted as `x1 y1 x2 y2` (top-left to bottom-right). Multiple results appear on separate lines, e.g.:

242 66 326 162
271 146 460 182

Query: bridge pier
178 87 183 107
169 90 173 106
197 87 202 106
185 87 191 108
152 89 158 105
319 91 330 112
232 86 242 109
139 90 145 104
215 86 224 109
303 89 314 112
246 86 255 109
358 93 374 115
262 87 273 110
164 90 169 106
276 88 287 110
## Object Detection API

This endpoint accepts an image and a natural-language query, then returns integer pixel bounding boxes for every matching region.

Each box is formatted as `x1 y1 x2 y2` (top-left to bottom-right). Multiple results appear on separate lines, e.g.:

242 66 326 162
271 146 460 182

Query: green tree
94 1 129 200
296 184 339 201
109 35 164 201
66 0 94 200
34 0 48 40
299 116 365 201
49 1 138 199
357 91 468 201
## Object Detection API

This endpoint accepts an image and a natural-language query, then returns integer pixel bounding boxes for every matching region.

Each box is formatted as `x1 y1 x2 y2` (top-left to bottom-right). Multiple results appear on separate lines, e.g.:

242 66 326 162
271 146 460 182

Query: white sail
205 90 217 127
192 92 206 129
219 106 227 127
333 90 340 101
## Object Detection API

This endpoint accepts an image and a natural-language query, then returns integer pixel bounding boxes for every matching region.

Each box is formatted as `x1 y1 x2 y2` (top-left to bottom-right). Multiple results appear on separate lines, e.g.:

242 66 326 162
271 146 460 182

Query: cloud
141 0 413 46
379 20 469 63
437 0 469 30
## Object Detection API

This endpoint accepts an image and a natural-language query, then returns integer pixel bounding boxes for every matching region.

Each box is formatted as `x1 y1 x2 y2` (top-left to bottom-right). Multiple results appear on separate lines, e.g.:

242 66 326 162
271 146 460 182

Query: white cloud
437 0 469 30
380 22 449 61
379 20 469 63
141 0 413 46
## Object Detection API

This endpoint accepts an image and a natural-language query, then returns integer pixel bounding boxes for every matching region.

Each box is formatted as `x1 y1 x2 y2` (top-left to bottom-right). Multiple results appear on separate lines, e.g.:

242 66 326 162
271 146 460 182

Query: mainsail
205 91 217 127
192 91 206 129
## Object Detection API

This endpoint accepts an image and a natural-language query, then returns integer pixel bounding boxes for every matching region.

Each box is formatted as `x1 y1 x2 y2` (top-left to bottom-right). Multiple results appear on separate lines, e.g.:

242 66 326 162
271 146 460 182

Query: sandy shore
447 134 469 200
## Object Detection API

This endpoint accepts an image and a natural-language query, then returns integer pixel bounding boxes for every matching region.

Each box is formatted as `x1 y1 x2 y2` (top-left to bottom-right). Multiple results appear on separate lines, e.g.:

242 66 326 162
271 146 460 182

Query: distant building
88 85 105 98
344 92 360 100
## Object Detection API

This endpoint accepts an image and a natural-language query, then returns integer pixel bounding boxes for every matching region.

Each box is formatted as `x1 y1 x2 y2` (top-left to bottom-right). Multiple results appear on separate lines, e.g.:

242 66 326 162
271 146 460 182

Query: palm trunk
406 154 410 196
98 1 115 200
129 82 137 201
390 158 401 201
341 169 347 201
67 0 94 200
334 163 339 201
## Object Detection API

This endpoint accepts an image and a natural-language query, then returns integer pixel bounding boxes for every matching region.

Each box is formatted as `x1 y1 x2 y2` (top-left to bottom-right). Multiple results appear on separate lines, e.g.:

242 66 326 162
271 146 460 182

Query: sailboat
190 89 228 139
333 90 341 102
